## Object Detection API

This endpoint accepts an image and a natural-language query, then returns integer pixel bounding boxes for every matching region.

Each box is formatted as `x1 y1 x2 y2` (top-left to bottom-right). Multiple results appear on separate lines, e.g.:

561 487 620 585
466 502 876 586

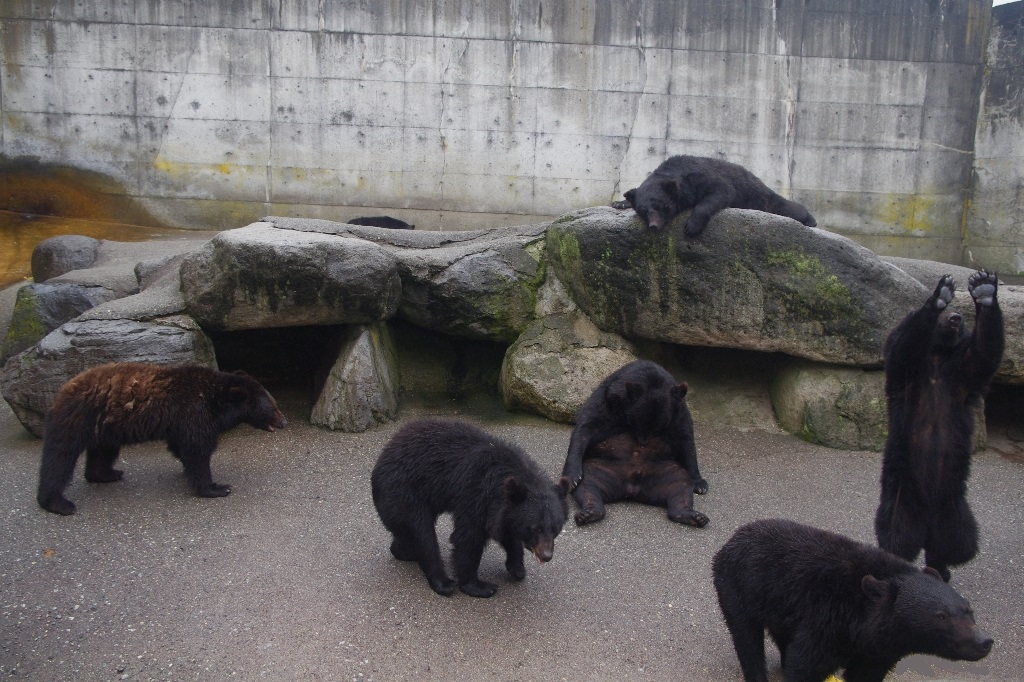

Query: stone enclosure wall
2 0 1022 271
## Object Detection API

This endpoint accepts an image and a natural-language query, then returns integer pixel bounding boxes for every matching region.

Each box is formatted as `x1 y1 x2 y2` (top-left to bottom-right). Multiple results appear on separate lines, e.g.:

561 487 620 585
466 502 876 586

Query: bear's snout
961 629 994 661
531 541 554 563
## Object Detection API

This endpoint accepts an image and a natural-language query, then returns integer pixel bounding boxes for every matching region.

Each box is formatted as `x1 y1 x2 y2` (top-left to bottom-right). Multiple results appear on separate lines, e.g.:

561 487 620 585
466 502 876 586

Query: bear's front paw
968 270 998 307
611 199 631 209
459 579 498 598
429 576 458 596
932 275 955 310
683 216 708 237
693 478 709 495
505 558 526 581
574 507 606 526
197 483 232 498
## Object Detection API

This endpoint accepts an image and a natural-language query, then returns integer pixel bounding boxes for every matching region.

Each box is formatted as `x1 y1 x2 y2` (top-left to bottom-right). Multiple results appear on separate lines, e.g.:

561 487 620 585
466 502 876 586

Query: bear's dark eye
936 611 948 621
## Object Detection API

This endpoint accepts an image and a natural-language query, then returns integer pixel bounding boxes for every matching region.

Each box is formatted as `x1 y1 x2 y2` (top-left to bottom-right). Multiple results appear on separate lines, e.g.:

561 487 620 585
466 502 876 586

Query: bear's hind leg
874 486 927 562
403 516 456 596
84 446 123 483
37 440 83 515
925 496 979 581
719 602 769 682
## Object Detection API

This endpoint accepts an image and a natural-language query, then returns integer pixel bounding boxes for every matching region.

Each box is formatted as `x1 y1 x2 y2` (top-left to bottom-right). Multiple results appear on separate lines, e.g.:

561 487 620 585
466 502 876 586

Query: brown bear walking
37 362 287 515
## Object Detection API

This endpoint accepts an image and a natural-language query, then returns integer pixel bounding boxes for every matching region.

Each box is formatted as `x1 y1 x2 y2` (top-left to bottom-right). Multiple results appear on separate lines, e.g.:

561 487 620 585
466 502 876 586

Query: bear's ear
504 476 528 504
555 476 571 498
232 369 254 379
670 382 688 401
226 386 249 403
861 575 895 603
624 381 644 401
922 567 944 581
623 188 636 207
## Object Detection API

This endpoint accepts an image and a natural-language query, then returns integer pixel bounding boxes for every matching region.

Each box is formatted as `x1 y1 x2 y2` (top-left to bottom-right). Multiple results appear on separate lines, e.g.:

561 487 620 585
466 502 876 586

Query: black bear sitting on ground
348 216 415 229
613 155 816 235
37 362 287 515
561 360 708 527
874 270 1004 581
371 418 569 598
713 518 993 682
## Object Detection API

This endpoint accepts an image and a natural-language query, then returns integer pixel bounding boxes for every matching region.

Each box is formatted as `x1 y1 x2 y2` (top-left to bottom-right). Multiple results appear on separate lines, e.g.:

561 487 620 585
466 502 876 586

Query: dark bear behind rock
37 362 287 515
614 154 816 235
371 418 570 598
713 518 993 682
348 215 415 230
561 360 708 527
875 270 1004 582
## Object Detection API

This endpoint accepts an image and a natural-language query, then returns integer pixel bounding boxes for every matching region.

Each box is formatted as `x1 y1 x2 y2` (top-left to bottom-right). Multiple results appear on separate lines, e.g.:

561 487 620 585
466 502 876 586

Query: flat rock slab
547 206 929 366
180 223 401 331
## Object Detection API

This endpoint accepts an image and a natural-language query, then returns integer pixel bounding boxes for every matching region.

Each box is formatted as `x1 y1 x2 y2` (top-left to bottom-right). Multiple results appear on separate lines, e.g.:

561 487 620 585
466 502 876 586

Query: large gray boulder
501 312 638 423
770 362 888 451
0 315 216 437
31 235 100 282
261 217 547 342
310 324 400 432
547 206 926 366
0 283 119 365
180 223 401 331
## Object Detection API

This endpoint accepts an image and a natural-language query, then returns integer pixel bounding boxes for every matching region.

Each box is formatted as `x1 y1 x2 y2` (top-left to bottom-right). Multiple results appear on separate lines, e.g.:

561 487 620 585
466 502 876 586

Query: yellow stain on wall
875 194 936 234
152 157 237 176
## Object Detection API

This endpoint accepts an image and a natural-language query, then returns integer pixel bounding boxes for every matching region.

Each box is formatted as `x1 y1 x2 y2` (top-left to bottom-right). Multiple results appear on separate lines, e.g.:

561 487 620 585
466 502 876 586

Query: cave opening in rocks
207 325 339 415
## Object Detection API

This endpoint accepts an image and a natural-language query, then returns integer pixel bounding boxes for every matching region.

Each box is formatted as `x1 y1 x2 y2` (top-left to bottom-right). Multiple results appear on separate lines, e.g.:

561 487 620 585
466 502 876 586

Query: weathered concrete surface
1 1 1009 268
547 206 926 366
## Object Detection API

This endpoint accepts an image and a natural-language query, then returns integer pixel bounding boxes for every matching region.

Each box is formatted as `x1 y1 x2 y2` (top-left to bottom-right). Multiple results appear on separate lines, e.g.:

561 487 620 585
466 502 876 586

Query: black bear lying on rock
614 154 816 235
562 360 708 527
875 270 1004 582
713 518 993 682
37 362 287 515
372 418 569 598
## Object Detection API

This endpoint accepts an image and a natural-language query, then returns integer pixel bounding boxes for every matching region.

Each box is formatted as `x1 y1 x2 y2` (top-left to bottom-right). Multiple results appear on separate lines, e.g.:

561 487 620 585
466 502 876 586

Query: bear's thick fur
37 362 287 515
371 418 569 598
561 360 707 526
875 271 1004 581
615 155 816 235
713 519 993 682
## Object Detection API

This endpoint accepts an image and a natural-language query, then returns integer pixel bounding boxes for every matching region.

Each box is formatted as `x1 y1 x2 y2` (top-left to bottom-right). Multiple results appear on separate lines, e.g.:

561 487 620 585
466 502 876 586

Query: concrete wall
0 0 1011 267
968 2 1024 274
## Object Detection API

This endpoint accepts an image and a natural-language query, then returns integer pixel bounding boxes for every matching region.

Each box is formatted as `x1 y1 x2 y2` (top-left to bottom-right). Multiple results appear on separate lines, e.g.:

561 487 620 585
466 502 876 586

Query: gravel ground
0 383 1021 681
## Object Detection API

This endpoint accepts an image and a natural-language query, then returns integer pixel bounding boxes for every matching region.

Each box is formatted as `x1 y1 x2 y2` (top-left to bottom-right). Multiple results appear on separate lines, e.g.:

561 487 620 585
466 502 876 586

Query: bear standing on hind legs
875 270 1004 582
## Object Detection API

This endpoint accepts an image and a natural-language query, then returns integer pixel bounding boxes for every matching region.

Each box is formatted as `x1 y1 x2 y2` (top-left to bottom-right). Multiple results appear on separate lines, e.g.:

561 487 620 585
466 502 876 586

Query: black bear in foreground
561 360 708 527
371 418 570 598
713 519 993 682
613 155 816 235
37 362 287 515
874 271 1004 582
348 215 415 229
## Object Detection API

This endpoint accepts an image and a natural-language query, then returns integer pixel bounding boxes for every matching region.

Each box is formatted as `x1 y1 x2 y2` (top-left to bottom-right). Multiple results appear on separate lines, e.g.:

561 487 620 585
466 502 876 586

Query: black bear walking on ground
874 270 1004 581
37 362 287 515
713 518 993 682
371 418 569 598
613 155 816 235
561 360 708 527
